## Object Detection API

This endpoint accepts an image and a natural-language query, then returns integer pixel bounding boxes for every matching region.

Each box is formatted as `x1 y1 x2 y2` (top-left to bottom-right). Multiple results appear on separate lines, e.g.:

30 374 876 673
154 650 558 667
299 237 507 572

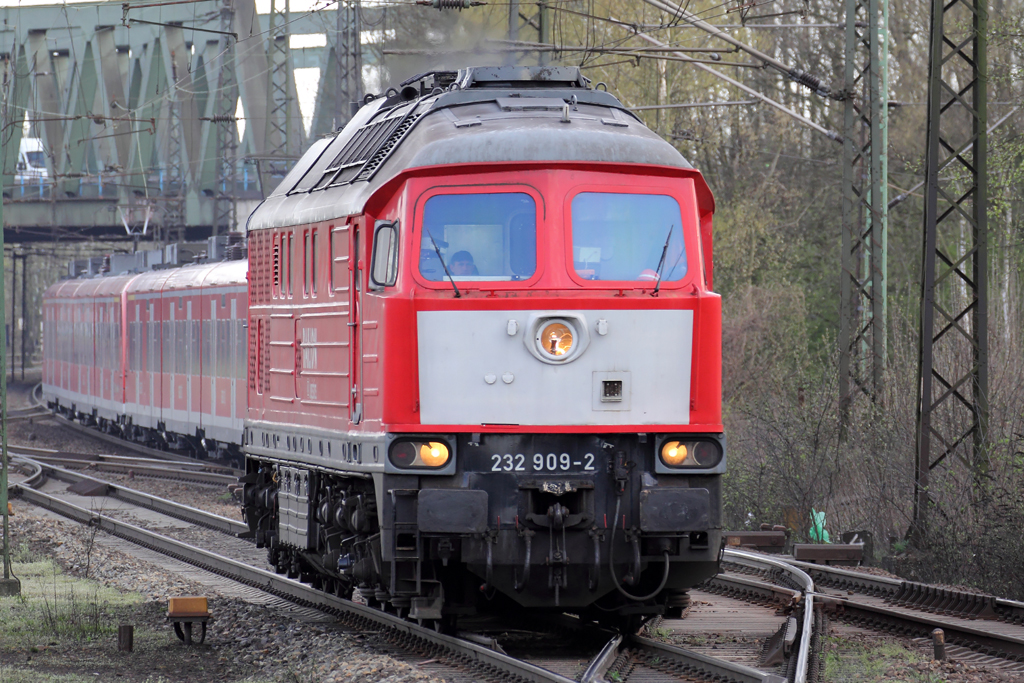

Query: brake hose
608 497 672 602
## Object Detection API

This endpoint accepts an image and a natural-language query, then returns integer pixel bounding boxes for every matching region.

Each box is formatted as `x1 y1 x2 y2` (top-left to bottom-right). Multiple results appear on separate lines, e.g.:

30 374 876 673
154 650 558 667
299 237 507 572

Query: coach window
570 192 687 283
418 193 537 282
330 226 348 293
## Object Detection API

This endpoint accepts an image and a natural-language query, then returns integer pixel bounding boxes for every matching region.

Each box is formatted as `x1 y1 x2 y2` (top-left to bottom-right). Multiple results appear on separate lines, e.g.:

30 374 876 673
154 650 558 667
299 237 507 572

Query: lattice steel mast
214 1 239 235
165 51 186 244
839 0 888 428
914 0 989 536
335 0 362 128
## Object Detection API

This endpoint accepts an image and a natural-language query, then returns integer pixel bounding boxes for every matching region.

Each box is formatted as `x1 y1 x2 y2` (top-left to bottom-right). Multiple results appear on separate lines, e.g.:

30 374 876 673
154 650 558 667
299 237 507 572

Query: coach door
186 299 194 427
231 298 238 420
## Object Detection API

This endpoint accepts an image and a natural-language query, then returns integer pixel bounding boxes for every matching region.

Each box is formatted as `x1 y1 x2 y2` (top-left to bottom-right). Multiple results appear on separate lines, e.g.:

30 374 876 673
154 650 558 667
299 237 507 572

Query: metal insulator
788 68 831 98
416 0 482 9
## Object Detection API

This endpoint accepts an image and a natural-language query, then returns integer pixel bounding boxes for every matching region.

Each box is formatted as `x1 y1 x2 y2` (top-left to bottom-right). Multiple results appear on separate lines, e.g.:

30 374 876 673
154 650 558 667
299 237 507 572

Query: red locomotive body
241 67 723 625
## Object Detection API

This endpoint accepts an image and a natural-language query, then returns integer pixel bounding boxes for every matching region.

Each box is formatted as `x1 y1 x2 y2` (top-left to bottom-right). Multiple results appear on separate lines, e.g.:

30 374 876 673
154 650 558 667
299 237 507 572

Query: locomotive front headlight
661 441 687 466
388 439 453 470
658 439 723 469
537 320 575 359
419 442 450 467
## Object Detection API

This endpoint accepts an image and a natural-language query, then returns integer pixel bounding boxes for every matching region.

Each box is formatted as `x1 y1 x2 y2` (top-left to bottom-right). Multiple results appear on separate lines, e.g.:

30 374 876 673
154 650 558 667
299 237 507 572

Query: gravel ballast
3 500 447 682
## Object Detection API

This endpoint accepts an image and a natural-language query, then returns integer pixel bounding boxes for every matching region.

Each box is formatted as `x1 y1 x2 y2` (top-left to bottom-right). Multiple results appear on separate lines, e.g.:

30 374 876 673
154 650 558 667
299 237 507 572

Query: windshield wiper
651 224 674 296
425 228 461 298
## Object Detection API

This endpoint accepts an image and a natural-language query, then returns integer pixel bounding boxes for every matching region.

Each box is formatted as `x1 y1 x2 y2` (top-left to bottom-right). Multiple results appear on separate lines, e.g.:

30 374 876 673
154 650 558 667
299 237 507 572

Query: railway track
7 460 801 683
10 445 239 484
715 551 1024 674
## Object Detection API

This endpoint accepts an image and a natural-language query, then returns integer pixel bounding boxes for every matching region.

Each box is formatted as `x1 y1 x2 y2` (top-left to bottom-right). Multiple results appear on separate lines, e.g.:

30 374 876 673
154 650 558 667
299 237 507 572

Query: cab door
349 218 363 425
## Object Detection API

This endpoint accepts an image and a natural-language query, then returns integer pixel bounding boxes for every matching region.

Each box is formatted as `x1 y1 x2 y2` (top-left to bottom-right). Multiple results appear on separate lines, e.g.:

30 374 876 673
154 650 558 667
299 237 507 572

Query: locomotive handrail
723 548 815 683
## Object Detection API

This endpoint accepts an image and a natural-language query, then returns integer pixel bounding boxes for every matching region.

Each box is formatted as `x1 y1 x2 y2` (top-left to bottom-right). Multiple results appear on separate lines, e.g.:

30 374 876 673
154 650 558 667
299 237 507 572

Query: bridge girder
0 0 363 241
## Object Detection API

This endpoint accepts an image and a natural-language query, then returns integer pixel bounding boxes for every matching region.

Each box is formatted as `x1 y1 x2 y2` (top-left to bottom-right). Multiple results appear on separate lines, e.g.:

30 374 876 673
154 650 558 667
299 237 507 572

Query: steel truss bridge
0 0 363 242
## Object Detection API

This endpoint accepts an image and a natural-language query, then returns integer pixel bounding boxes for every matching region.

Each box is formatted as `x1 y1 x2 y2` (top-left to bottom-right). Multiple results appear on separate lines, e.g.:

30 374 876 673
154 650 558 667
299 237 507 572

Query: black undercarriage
241 432 722 630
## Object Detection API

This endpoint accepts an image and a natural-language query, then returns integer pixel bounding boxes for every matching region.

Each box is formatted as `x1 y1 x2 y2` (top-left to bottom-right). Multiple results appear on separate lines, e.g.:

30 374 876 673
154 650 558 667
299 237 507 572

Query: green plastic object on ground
809 509 831 543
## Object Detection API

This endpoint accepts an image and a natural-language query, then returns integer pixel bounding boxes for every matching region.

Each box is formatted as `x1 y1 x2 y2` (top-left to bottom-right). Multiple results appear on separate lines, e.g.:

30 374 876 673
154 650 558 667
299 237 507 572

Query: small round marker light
661 441 687 466
391 442 417 467
419 442 450 467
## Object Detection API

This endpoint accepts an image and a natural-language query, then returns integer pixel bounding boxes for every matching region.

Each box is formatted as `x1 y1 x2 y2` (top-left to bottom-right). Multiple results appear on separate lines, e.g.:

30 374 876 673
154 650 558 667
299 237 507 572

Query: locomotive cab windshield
418 191 537 281
571 192 687 282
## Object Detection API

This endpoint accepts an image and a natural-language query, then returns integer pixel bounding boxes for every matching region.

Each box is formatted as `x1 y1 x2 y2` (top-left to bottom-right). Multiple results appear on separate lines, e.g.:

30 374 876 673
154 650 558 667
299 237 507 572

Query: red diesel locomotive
240 66 723 626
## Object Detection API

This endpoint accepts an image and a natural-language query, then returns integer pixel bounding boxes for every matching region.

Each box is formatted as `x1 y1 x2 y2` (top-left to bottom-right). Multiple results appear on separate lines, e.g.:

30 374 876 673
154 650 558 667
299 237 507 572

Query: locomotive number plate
489 452 597 473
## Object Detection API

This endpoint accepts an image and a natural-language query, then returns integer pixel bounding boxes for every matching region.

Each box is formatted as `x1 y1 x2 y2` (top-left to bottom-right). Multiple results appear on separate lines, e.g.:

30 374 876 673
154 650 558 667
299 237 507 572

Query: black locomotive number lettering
525 452 593 472
492 454 527 471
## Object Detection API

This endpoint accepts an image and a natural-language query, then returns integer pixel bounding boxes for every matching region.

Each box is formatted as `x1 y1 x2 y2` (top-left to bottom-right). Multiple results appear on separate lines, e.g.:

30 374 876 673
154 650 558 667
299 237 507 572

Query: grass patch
0 664 98 683
821 635 923 681
1 558 143 646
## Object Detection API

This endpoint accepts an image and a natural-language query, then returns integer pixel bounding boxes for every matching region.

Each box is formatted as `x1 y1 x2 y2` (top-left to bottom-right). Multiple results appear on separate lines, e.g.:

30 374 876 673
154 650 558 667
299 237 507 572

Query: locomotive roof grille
249 66 697 229
354 112 423 182
291 67 607 194
315 112 412 188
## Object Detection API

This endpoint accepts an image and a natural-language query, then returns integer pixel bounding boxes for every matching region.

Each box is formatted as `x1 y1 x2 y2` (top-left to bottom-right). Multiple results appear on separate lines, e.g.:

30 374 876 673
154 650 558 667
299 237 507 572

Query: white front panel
417 309 693 426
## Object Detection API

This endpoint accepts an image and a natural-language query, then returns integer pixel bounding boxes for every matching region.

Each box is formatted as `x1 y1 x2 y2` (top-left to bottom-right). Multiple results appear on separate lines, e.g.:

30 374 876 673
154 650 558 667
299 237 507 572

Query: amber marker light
541 322 574 357
661 440 688 466
419 442 450 467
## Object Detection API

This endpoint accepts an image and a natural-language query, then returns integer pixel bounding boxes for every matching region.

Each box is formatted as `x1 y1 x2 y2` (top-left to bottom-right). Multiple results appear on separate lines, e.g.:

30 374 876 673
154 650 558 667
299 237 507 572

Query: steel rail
723 548 815 683
7 457 44 488
706 571 803 607
547 611 786 683
782 558 901 596
627 634 787 683
9 483 579 683
22 456 238 485
827 595 1024 661
724 551 1024 668
11 456 248 537
6 405 49 421
786 558 1024 624
11 445 237 474
578 633 622 683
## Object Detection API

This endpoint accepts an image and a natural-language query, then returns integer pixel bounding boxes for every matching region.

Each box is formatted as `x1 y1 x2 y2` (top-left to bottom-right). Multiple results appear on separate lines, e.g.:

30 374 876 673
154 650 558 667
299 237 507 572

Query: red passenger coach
43 258 248 463
241 66 723 628
43 274 133 421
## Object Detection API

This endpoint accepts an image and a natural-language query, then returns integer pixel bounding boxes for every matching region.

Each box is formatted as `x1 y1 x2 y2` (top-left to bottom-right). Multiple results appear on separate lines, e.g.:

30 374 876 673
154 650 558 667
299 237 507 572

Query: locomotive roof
248 66 695 231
